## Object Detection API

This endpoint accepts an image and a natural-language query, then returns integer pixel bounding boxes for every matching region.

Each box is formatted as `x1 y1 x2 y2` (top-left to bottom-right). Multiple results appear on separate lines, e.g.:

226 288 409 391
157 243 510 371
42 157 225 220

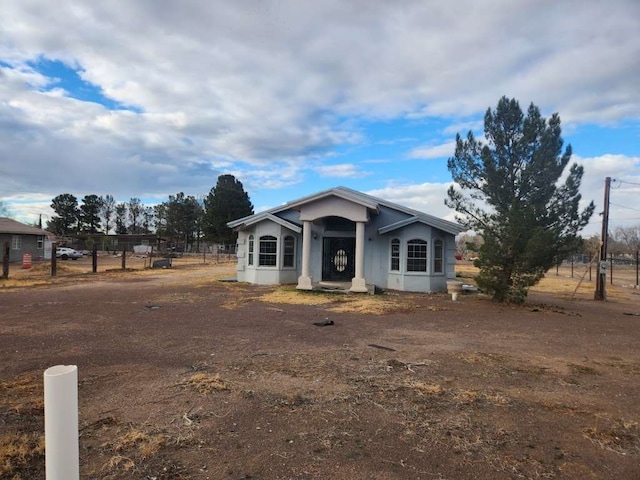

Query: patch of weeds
584 418 640 455
100 427 168 474
0 374 44 413
0 432 45 478
407 381 443 396
258 286 416 314
568 363 600 375
184 373 229 394
593 358 640 375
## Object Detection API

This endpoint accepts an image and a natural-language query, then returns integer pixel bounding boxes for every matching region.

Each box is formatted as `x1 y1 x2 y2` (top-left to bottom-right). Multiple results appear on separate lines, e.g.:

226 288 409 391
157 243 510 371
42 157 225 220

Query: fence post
121 247 126 270
51 242 57 277
609 253 613 285
2 241 9 279
92 245 97 273
636 250 639 288
571 257 574 278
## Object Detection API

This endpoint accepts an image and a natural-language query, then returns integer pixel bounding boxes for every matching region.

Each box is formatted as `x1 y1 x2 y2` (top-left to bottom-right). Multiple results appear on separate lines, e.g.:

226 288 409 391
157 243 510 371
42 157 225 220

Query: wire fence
557 253 640 289
2 250 237 279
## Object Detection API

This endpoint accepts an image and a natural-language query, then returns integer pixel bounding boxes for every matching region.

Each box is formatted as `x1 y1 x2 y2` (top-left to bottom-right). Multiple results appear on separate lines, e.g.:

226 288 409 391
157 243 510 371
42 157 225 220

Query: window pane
390 239 400 271
248 235 254 266
259 236 277 266
434 239 443 273
283 236 295 267
11 235 22 250
407 239 427 272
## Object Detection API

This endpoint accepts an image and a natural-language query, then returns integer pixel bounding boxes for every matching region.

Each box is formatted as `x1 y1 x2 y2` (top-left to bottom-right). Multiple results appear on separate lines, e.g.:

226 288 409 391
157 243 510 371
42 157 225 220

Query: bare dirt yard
1 257 640 479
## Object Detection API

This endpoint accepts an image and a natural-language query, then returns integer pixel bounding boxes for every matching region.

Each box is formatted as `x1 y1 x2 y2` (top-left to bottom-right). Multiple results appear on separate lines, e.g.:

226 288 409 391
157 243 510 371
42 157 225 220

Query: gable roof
228 186 465 235
0 217 49 236
227 212 302 233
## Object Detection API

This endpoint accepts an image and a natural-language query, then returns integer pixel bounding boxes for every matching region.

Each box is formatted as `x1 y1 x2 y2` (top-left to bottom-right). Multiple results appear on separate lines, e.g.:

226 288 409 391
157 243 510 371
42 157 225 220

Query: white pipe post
44 365 79 480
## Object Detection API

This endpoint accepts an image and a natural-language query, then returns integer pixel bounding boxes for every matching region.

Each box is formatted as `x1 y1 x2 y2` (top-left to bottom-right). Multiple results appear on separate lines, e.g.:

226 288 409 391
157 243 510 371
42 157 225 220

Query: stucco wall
0 234 44 263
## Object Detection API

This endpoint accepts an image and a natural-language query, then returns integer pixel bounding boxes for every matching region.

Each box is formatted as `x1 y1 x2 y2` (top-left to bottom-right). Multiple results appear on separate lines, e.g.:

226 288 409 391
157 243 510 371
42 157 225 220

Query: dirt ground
1 257 640 479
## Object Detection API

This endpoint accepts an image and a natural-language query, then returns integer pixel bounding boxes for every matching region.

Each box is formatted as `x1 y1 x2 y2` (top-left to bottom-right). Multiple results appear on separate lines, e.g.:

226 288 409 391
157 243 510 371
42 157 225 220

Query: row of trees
457 226 640 263
45 175 254 245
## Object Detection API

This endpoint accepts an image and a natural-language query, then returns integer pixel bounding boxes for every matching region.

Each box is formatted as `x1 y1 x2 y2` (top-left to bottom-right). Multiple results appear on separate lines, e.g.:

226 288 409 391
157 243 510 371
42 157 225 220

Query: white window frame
433 238 444 274
248 235 254 266
282 235 296 268
390 238 400 272
11 235 22 250
406 238 428 273
258 235 277 267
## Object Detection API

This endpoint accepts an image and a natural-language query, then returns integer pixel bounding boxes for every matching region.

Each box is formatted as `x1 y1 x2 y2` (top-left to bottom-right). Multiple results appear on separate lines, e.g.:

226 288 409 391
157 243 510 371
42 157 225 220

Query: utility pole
595 177 611 301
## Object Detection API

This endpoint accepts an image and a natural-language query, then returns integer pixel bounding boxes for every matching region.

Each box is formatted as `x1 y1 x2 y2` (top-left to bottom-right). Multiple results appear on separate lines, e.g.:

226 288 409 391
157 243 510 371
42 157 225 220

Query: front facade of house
227 187 465 293
0 217 50 262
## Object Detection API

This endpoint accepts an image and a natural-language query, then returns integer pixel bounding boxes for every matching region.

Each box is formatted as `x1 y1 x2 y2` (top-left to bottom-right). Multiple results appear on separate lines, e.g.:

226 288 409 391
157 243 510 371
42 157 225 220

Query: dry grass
100 428 167 473
184 373 229 394
0 433 45 477
584 418 640 455
258 286 417 314
0 374 43 413
407 381 443 395
259 287 338 306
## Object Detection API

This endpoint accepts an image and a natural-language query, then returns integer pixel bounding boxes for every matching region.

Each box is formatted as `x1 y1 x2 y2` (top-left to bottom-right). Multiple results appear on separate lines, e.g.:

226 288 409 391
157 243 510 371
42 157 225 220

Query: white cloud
408 141 456 160
0 0 638 216
367 182 459 223
313 163 368 178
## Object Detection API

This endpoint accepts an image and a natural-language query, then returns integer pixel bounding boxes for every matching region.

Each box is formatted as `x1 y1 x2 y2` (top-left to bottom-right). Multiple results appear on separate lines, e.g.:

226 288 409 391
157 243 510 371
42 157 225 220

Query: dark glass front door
322 237 355 281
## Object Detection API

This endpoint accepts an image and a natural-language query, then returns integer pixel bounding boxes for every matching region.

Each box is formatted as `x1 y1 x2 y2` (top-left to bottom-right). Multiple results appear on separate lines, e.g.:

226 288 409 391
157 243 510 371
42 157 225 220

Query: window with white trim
248 235 254 266
259 235 277 266
37 235 44 250
406 239 427 272
11 235 22 250
283 235 295 268
390 239 400 271
433 239 443 273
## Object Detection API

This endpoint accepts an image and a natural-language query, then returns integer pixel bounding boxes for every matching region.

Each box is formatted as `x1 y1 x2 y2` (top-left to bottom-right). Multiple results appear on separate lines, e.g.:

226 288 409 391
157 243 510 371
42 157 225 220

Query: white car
56 247 83 260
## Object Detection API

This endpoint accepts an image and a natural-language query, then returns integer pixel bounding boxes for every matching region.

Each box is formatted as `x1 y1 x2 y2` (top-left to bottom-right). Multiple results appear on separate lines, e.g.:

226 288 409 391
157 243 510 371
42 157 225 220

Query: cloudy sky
1 0 639 236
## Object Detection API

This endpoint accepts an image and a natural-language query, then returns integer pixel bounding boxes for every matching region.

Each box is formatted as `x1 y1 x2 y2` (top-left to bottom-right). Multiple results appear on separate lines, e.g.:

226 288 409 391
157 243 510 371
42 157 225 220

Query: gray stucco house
0 217 50 262
227 187 465 293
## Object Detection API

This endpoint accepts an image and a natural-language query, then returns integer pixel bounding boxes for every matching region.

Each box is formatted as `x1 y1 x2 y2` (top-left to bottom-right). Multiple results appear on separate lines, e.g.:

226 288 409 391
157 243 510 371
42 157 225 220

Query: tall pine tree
446 97 595 303
203 175 253 245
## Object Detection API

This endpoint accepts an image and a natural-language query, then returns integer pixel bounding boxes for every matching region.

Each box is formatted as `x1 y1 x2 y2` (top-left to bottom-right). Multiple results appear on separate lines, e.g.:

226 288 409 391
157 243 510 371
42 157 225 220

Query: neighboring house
227 187 465 293
0 217 50 262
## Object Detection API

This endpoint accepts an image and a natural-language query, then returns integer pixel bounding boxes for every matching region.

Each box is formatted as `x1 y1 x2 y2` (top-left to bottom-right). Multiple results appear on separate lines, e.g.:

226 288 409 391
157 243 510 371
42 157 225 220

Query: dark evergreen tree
203 175 253 245
49 193 79 235
446 97 595 303
127 198 144 234
160 192 203 250
80 194 104 233
114 203 128 234
101 194 116 234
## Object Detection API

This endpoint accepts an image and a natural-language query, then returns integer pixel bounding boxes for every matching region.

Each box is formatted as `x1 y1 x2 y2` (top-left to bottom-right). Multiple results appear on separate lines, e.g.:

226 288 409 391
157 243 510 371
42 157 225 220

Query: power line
612 179 640 188
610 202 640 214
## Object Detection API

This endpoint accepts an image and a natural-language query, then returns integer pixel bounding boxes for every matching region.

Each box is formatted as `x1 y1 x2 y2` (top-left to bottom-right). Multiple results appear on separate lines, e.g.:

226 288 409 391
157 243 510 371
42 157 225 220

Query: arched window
283 235 295 268
259 235 277 266
407 239 428 272
433 239 443 273
390 239 400 271
248 235 254 266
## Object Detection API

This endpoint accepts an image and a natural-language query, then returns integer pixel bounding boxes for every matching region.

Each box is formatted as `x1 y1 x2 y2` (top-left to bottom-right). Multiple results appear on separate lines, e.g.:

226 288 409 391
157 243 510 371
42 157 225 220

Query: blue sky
1 0 639 236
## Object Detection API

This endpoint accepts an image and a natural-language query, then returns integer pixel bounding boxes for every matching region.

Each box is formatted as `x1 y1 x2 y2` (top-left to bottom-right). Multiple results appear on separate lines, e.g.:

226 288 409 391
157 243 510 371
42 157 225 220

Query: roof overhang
379 216 465 236
227 212 302 233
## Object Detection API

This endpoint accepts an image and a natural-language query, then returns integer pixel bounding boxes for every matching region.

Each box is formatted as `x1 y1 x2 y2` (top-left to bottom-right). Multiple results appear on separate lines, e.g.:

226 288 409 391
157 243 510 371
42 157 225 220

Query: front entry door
322 237 356 281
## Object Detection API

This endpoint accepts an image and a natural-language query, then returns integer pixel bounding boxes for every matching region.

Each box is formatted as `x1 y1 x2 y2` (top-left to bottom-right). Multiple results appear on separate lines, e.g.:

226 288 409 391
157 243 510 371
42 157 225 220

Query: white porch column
350 221 368 292
297 220 313 290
